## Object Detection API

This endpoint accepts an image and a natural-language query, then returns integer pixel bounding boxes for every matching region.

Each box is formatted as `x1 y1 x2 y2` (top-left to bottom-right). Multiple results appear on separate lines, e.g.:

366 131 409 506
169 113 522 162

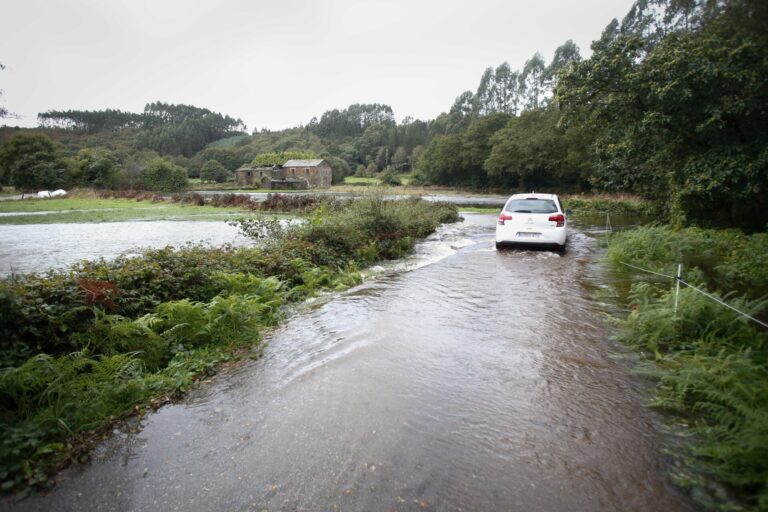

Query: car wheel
556 244 566 253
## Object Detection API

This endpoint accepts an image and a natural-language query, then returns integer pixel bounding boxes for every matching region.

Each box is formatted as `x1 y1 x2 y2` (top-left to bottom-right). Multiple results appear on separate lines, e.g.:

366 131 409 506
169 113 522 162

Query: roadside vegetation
458 194 653 216
0 195 460 495
562 194 653 216
606 227 768 510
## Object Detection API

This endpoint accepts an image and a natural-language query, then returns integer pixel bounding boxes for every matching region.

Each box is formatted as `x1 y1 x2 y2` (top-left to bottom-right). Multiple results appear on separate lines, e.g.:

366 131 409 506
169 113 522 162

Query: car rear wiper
513 210 533 213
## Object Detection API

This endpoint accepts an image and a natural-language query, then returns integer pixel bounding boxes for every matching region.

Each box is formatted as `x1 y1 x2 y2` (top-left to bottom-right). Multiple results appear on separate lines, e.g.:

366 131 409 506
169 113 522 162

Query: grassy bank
457 194 653 215
0 199 256 224
606 226 768 510
0 195 460 496
0 192 335 224
563 193 654 216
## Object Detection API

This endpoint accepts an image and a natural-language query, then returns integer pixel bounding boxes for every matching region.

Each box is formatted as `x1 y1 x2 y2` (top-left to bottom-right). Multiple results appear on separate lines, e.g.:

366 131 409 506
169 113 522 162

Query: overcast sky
1 0 635 131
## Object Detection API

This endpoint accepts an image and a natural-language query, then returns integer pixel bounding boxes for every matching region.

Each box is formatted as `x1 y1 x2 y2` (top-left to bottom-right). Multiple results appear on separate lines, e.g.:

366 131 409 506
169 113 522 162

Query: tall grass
607 226 768 299
607 226 768 510
562 194 654 215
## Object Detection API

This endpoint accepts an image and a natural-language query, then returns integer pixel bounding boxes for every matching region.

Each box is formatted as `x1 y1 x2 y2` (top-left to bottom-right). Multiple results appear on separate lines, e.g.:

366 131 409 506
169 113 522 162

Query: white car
495 193 567 252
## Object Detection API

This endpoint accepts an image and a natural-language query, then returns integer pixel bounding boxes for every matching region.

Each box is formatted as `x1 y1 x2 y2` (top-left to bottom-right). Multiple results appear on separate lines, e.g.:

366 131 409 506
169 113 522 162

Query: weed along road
11 214 693 512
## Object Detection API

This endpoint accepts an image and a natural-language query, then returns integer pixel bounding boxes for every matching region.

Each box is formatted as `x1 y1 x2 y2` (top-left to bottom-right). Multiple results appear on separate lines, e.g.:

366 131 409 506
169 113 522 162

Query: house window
247 171 252 177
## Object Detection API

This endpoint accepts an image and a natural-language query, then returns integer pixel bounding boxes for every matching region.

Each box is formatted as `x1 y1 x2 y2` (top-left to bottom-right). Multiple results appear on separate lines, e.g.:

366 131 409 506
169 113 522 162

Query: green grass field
344 176 381 185
0 197 257 224
343 174 413 186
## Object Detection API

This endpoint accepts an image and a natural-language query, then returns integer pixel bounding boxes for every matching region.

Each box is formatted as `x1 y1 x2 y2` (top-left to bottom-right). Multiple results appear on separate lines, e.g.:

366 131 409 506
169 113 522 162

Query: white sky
1 0 635 131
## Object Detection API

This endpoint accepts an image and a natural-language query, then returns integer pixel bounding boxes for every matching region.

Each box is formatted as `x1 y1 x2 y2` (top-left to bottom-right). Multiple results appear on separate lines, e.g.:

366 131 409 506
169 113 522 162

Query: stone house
233 165 290 189
281 159 333 188
234 159 332 189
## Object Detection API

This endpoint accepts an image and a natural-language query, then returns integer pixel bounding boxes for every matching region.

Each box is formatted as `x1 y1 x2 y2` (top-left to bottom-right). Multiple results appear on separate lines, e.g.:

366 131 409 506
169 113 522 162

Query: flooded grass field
0 220 252 276
9 213 693 512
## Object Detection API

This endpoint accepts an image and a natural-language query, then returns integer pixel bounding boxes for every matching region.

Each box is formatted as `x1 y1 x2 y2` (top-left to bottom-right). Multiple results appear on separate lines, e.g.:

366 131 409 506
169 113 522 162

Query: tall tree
521 53 547 110
558 0 768 228
0 63 13 120
485 107 588 190
0 133 60 189
474 67 495 116
448 91 475 132
545 40 581 90
495 63 523 116
74 148 122 189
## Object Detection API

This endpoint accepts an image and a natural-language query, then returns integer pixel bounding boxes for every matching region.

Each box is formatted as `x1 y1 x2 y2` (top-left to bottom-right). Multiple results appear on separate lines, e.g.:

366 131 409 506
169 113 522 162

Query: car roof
505 193 559 201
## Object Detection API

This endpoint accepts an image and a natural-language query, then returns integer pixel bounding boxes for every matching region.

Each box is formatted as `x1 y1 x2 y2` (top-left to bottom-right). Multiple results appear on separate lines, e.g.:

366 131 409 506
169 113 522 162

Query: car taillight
498 213 513 225
549 214 565 227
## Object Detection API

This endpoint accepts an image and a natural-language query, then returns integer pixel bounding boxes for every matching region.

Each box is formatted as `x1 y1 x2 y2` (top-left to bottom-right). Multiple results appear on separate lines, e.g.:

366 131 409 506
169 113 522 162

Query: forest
1 0 766 230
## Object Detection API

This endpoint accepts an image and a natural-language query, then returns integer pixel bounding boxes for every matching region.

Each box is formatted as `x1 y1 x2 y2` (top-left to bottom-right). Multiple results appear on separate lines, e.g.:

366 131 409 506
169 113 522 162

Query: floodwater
0 221 251 276
194 190 510 207
10 214 691 512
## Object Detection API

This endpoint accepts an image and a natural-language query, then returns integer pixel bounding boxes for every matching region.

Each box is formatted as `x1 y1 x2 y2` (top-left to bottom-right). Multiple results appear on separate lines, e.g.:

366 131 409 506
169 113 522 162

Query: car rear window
503 198 558 214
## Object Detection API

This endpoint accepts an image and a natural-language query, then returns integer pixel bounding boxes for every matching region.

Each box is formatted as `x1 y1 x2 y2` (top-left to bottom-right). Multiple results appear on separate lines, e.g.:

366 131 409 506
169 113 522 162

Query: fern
653 350 768 506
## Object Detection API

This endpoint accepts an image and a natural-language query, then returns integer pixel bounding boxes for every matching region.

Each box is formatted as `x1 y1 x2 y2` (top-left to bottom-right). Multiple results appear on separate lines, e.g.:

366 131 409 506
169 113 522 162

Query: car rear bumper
495 240 566 251
495 226 567 247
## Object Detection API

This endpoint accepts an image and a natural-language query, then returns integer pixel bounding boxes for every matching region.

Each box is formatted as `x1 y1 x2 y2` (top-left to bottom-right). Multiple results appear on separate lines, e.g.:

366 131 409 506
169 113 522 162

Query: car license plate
516 232 541 239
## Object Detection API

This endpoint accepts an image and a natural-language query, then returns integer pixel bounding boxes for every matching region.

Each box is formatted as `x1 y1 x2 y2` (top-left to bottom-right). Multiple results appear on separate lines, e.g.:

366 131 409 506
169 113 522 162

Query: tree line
2 0 765 227
414 38 586 190
417 0 768 229
558 0 768 229
38 102 246 157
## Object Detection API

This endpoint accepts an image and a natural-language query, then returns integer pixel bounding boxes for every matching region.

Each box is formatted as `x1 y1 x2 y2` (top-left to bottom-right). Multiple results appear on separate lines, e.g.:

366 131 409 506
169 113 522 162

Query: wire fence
618 260 768 330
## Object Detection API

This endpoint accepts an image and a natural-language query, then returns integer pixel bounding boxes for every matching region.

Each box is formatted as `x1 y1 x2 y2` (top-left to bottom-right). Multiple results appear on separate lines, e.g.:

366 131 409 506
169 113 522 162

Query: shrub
200 160 230 183
379 167 402 186
140 158 188 192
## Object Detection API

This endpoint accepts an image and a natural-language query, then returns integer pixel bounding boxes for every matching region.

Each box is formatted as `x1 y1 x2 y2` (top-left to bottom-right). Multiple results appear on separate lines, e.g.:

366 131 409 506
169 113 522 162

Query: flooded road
12 214 691 512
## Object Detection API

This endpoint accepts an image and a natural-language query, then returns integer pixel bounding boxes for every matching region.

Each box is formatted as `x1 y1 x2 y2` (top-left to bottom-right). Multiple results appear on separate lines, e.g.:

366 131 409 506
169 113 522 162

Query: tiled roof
282 159 325 167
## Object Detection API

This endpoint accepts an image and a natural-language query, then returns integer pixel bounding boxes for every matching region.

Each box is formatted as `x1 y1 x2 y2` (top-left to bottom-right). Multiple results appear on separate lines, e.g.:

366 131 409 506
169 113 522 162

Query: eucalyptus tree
0 63 13 120
473 68 495 116
545 40 581 92
448 91 475 132
521 53 547 110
